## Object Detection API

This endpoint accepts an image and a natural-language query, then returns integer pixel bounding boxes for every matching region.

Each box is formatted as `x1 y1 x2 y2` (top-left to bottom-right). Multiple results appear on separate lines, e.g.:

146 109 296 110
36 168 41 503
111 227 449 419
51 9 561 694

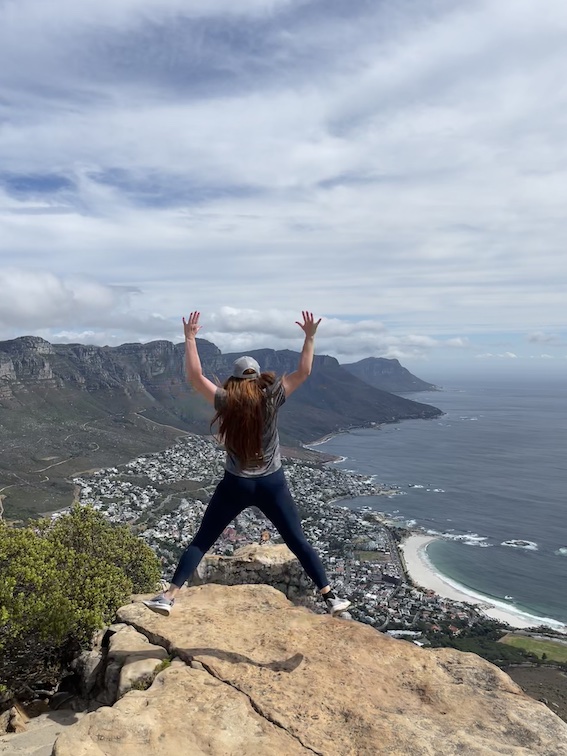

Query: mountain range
0 336 441 519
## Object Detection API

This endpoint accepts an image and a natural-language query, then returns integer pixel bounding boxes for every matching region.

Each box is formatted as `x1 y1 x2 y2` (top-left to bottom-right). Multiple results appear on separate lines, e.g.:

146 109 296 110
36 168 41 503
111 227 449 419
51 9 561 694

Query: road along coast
399 534 567 632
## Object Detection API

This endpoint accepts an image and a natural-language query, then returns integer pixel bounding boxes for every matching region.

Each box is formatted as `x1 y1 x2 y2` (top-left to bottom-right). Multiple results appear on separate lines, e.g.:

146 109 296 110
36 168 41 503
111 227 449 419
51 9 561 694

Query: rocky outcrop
101 625 168 704
342 357 438 393
0 337 56 396
53 583 567 756
56 661 309 756
187 543 312 599
65 547 313 712
0 703 28 734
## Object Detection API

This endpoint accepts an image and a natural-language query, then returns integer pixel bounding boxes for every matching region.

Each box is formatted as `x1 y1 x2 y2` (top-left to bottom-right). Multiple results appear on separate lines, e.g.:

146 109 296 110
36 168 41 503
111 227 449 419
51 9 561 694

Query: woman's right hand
295 311 321 338
183 311 202 340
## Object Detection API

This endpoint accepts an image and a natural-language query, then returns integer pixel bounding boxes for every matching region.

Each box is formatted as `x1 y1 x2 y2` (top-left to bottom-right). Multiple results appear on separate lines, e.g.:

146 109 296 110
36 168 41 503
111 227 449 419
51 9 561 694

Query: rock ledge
53 583 567 756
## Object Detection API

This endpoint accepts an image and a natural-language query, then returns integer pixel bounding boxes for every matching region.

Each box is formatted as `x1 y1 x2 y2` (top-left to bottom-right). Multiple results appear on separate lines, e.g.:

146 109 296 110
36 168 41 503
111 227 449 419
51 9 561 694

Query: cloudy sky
1 0 566 377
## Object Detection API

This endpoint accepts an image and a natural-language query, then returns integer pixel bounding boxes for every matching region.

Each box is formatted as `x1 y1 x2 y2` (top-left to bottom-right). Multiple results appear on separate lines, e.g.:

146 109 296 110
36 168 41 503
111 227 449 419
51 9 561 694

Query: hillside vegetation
0 505 160 705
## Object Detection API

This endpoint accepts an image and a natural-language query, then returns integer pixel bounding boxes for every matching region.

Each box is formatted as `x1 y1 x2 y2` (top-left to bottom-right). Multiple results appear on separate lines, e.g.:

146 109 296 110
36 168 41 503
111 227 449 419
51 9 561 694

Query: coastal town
69 433 489 641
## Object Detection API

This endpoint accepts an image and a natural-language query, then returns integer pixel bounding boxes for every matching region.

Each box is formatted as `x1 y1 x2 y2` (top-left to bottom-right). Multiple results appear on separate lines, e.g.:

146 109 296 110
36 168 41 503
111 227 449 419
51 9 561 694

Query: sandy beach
399 534 566 631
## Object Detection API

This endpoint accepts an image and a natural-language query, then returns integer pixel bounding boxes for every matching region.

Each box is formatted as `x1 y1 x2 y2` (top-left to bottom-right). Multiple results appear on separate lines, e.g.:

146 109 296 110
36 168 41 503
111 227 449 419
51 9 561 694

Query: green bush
38 504 161 594
0 505 160 702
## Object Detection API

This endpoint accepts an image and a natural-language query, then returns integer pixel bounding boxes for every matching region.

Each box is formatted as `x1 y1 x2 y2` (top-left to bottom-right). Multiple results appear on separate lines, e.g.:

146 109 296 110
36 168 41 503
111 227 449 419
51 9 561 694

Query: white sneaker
142 594 174 616
324 595 351 616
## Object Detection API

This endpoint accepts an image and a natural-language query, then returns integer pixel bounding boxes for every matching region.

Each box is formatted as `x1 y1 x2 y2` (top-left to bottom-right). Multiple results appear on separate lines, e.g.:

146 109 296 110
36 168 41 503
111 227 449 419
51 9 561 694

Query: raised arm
282 311 321 397
183 312 217 405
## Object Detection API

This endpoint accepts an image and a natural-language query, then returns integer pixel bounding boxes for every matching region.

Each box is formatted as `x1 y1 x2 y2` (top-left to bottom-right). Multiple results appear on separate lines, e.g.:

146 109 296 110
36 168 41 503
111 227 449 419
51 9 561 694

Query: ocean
310 375 567 627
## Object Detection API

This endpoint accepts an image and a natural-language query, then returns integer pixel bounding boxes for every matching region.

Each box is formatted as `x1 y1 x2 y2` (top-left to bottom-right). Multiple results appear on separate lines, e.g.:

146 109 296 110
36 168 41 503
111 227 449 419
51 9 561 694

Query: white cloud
164 308 439 360
0 269 176 339
526 331 561 344
445 337 469 348
1 0 567 369
475 352 518 359
0 272 453 362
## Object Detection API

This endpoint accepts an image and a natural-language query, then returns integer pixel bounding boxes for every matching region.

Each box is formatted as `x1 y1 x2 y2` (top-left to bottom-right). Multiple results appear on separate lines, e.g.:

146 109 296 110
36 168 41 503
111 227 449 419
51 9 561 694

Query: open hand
295 311 321 338
182 312 202 340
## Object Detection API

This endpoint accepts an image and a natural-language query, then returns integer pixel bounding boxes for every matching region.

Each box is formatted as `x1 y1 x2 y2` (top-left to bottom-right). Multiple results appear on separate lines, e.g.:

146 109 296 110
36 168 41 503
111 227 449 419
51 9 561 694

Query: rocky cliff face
0 337 221 399
0 337 441 441
186 543 314 599
342 357 438 393
0 337 57 399
53 579 567 756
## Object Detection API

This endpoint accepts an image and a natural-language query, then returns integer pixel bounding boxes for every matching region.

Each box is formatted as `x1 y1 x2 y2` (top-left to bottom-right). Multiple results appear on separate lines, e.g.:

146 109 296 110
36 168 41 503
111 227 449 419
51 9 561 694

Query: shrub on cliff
36 503 161 594
0 505 160 702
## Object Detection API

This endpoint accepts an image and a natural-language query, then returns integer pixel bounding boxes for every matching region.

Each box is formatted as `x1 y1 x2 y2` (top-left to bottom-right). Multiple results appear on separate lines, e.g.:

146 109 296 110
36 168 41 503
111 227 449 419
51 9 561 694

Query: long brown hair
212 371 276 467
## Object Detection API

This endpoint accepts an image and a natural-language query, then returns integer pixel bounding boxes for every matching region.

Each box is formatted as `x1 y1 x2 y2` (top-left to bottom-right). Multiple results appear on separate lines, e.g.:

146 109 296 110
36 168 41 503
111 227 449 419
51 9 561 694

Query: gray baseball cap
231 355 261 379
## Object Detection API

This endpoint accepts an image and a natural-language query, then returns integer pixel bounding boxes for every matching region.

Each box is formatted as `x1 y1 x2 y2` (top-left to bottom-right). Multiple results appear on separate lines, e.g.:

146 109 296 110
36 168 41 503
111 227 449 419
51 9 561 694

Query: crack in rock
119 619 322 755
194 658 324 756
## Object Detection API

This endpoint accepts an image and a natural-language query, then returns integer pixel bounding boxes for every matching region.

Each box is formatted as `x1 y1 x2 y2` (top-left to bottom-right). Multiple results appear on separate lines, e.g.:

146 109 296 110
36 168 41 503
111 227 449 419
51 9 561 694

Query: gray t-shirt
214 378 286 477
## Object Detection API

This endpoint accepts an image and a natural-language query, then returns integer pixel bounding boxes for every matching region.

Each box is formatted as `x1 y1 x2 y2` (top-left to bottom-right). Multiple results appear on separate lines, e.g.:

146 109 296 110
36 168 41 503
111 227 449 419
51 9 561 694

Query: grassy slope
500 635 567 663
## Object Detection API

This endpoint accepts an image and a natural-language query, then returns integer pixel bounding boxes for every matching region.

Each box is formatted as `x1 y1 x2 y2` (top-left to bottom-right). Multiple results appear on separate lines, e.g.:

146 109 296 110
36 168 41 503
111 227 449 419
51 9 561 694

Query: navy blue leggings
171 467 328 590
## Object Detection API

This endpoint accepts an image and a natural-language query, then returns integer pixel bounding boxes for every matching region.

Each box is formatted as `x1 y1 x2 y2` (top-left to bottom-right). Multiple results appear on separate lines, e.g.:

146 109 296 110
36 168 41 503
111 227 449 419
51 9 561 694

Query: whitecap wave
555 547 567 557
411 528 493 547
501 539 538 551
440 532 493 547
407 483 445 492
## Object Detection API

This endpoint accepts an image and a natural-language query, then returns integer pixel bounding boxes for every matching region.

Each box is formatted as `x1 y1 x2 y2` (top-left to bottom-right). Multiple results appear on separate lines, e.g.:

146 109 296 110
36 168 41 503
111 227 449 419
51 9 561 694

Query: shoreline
310 430 566 635
400 534 567 633
306 423 381 448
304 432 343 447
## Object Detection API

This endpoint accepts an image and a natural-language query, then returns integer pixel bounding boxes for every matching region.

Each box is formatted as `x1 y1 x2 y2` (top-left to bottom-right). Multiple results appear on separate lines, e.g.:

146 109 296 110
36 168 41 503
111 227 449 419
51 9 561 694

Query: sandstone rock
101 626 168 705
7 705 28 734
71 648 105 698
54 584 567 755
0 709 85 755
23 699 50 718
53 665 307 756
72 623 143 703
188 543 312 598
0 709 11 735
104 623 128 638
49 692 75 711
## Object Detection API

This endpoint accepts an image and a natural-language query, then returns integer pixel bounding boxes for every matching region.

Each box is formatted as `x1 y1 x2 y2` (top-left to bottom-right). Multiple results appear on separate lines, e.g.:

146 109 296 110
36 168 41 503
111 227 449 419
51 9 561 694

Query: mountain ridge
342 356 438 393
0 336 441 519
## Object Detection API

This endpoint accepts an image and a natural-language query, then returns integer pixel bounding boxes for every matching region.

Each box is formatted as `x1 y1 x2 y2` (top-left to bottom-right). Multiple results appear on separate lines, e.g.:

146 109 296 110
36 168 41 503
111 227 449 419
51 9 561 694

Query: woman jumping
143 311 351 617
